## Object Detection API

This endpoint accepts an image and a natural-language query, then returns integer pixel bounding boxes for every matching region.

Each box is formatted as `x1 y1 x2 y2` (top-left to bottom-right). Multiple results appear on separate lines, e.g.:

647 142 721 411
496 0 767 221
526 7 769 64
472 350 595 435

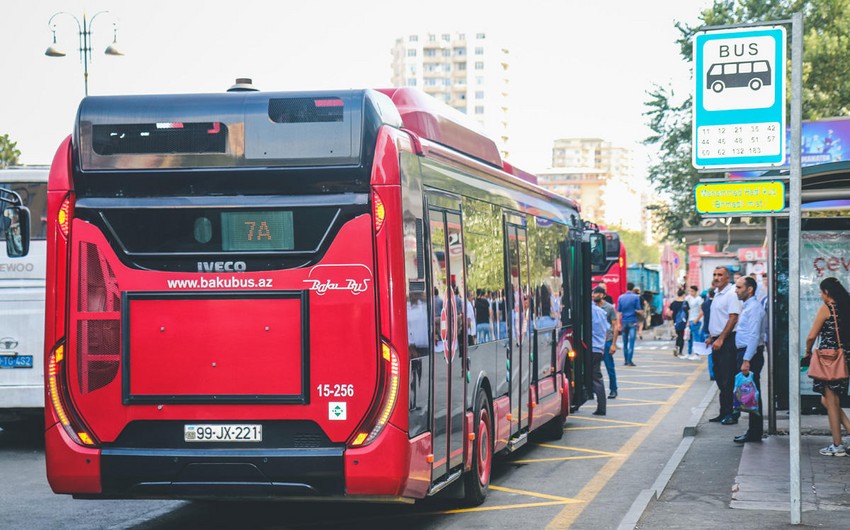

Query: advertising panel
799 231 850 396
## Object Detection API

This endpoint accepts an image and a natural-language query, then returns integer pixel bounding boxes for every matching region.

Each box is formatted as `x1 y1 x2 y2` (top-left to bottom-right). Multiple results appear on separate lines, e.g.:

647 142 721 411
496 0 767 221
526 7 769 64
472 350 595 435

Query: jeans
591 351 607 413
688 322 702 354
603 339 618 393
476 323 491 344
622 322 637 364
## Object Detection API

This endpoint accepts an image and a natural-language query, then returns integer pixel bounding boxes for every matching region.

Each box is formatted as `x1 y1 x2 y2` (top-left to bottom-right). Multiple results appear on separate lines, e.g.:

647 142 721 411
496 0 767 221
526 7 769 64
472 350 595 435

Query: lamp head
45 31 66 57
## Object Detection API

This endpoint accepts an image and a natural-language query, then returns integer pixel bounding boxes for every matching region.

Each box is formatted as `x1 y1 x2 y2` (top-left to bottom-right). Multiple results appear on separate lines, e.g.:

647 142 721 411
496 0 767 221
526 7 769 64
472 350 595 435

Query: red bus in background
591 231 627 304
39 86 605 505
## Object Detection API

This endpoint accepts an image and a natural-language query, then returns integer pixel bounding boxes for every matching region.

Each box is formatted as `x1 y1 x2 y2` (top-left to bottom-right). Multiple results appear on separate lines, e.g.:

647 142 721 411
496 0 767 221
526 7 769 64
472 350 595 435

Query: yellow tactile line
545 361 706 529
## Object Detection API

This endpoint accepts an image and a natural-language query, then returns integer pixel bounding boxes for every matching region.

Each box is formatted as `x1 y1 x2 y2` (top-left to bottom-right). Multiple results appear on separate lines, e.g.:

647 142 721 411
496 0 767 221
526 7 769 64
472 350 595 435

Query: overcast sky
2 0 710 174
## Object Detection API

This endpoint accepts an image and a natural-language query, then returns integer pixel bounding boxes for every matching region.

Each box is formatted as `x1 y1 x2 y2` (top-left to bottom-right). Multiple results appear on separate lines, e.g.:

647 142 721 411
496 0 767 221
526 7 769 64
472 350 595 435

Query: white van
0 167 48 425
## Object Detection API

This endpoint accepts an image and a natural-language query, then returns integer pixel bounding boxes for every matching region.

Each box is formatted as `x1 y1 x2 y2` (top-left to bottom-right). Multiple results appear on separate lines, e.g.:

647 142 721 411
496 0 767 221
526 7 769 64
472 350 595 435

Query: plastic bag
733 372 760 414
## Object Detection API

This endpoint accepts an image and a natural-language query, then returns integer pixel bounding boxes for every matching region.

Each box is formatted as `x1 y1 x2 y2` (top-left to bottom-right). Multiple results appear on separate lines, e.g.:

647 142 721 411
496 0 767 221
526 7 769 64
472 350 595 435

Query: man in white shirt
685 285 704 359
706 266 743 425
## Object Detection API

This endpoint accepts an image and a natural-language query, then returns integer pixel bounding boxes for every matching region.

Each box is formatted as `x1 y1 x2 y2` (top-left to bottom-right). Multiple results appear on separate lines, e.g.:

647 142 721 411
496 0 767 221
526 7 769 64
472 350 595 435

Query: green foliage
611 226 661 264
0 134 21 168
644 0 850 241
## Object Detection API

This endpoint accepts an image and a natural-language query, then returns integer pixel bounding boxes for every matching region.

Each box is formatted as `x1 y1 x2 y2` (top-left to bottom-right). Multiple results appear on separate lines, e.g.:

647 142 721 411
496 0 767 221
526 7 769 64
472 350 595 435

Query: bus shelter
771 160 850 423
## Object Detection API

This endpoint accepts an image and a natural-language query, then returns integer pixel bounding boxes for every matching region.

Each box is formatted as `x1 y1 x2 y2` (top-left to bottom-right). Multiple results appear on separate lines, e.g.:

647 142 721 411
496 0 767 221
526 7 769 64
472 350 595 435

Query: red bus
591 230 627 304
39 86 604 504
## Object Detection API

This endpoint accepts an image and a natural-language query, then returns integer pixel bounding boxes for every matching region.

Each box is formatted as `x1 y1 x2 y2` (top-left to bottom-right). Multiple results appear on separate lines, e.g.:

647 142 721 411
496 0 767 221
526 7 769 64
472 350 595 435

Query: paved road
0 339 714 529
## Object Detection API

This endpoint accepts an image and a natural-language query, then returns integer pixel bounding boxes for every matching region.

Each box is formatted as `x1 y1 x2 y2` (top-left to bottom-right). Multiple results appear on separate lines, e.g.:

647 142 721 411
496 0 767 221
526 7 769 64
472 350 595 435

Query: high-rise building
391 32 510 158
540 137 649 236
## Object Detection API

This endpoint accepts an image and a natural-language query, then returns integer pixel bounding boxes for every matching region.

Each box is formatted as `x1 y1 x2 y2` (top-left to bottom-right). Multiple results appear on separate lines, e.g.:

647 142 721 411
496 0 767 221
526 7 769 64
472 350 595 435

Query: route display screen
221 211 294 251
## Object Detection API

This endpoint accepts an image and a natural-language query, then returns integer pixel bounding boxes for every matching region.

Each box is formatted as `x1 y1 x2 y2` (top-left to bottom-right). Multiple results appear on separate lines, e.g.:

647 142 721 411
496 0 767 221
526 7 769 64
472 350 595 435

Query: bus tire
464 388 493 506
542 408 566 440
749 78 762 90
711 81 724 93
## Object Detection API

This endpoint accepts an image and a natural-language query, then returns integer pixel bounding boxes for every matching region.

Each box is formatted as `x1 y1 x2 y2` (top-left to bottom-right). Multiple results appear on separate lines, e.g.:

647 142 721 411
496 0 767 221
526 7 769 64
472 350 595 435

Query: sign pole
788 11 803 525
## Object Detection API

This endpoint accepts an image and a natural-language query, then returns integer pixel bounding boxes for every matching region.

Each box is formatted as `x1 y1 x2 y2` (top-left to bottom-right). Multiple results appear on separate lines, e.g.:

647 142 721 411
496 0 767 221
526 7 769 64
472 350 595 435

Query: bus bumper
97 446 345 499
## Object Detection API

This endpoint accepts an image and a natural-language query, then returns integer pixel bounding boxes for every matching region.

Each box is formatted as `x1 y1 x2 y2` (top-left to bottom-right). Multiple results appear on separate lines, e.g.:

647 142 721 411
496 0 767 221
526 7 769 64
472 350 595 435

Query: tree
0 134 21 167
644 0 850 241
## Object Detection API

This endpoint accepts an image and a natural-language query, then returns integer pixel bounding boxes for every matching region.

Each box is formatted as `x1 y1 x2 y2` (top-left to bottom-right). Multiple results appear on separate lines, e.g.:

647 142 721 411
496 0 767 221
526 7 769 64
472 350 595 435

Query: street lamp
45 11 124 97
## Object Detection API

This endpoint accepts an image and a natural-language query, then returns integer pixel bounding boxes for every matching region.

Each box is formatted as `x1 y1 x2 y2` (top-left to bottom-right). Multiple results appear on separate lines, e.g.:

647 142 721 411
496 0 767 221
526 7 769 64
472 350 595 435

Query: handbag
808 302 849 381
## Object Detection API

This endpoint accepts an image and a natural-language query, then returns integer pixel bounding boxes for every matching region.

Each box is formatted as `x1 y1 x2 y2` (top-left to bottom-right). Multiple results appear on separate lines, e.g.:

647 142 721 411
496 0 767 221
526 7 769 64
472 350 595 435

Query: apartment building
540 138 648 235
391 32 511 157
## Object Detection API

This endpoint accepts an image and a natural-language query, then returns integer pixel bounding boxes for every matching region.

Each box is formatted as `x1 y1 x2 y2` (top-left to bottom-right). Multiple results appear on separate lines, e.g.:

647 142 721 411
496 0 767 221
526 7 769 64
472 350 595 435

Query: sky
2 0 711 176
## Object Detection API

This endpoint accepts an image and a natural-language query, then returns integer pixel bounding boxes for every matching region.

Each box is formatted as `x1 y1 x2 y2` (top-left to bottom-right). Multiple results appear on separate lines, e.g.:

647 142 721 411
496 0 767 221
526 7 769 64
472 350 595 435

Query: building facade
539 137 650 237
391 32 510 157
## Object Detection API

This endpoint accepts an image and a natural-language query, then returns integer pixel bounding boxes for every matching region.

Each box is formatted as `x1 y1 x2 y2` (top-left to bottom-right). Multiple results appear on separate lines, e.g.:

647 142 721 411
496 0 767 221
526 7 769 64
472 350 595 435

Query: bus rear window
102 207 336 254
0 182 47 240
92 122 227 155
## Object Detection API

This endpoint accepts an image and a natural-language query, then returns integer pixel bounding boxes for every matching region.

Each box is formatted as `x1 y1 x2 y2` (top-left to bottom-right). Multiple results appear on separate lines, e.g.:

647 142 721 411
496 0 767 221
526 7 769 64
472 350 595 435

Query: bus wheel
711 81 725 93
464 388 492 506
542 407 566 440
749 78 762 90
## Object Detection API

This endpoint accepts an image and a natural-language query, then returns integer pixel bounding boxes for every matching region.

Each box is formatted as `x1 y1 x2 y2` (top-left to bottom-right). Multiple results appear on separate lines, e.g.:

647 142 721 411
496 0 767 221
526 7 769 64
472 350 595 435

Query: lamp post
45 11 124 97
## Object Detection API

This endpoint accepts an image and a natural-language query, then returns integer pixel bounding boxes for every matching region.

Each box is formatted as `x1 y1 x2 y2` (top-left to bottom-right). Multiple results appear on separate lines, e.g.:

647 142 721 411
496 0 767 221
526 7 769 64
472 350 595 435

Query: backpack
674 303 688 331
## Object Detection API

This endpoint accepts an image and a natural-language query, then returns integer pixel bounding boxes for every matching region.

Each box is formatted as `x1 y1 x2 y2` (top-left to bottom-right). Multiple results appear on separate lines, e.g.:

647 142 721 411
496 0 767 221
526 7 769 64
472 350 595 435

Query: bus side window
723 63 737 75
754 61 769 73
739 62 753 74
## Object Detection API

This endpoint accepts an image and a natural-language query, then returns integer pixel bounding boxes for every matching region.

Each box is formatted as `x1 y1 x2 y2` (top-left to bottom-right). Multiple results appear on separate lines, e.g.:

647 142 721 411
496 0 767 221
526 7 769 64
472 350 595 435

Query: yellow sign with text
694 181 786 214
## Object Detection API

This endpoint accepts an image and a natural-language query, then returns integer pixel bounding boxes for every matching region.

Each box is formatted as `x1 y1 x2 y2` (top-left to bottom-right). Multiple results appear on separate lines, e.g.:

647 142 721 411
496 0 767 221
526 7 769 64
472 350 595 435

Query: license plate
0 355 33 369
184 424 263 442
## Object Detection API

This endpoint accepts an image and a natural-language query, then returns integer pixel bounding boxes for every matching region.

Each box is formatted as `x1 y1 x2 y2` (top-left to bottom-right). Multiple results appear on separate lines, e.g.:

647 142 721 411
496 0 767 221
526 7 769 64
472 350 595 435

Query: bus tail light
77 243 122 393
372 190 386 234
350 340 400 447
47 342 98 447
58 195 72 239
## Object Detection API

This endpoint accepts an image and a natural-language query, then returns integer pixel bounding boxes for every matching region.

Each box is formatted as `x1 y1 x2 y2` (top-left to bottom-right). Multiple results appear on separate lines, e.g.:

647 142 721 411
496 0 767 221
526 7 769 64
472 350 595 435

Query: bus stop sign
693 26 786 170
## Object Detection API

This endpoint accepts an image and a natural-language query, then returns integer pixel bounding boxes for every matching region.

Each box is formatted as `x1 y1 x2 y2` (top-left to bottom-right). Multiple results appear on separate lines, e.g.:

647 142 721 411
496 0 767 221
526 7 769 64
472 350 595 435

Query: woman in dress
804 277 850 456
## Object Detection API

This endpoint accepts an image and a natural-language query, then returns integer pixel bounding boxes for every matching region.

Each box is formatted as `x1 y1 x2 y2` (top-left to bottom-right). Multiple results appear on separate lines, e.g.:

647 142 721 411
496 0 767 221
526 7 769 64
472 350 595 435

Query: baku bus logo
303 264 372 296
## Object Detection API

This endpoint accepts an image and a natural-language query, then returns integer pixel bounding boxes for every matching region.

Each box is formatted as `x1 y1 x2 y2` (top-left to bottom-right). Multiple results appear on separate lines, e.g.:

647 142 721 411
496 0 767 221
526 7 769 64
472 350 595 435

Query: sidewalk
633 387 850 529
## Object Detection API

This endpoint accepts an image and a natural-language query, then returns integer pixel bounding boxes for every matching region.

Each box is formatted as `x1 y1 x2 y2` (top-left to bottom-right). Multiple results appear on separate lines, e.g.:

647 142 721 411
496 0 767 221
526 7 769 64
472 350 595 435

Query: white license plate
184 424 263 442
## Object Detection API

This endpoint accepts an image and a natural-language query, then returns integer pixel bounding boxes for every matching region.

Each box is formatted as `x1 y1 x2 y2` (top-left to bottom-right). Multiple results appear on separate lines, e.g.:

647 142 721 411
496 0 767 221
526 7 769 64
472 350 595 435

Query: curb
617 384 718 530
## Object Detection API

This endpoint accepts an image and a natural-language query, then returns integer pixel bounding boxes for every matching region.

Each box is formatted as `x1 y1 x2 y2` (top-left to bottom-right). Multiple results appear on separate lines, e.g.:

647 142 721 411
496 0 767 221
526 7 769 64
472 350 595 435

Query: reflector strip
156 122 184 129
314 99 344 107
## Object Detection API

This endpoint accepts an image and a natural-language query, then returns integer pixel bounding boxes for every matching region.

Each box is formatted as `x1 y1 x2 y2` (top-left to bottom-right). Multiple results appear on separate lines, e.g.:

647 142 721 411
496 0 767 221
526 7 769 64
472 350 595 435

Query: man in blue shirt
617 282 641 366
591 301 611 415
733 276 766 443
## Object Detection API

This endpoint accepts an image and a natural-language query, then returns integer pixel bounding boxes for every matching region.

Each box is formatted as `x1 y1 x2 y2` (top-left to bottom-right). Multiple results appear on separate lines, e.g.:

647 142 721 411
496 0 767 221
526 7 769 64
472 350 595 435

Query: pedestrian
669 289 689 359
733 276 766 443
706 266 742 425
804 277 850 456
594 286 619 399
699 288 716 380
634 287 647 340
474 289 492 344
590 299 610 415
685 285 704 360
617 282 641 366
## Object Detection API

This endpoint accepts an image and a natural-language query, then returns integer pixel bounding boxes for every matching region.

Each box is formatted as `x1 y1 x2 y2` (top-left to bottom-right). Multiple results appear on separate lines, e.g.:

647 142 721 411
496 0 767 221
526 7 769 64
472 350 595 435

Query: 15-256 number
317 384 354 397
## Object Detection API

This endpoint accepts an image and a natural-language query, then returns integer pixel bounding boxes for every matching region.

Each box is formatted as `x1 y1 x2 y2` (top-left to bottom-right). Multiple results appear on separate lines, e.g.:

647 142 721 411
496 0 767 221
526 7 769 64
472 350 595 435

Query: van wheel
464 388 492 506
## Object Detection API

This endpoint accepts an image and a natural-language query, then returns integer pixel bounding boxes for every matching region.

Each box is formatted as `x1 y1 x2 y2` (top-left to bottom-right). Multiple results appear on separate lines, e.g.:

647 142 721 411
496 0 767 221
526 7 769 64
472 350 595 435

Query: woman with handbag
804 277 850 456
